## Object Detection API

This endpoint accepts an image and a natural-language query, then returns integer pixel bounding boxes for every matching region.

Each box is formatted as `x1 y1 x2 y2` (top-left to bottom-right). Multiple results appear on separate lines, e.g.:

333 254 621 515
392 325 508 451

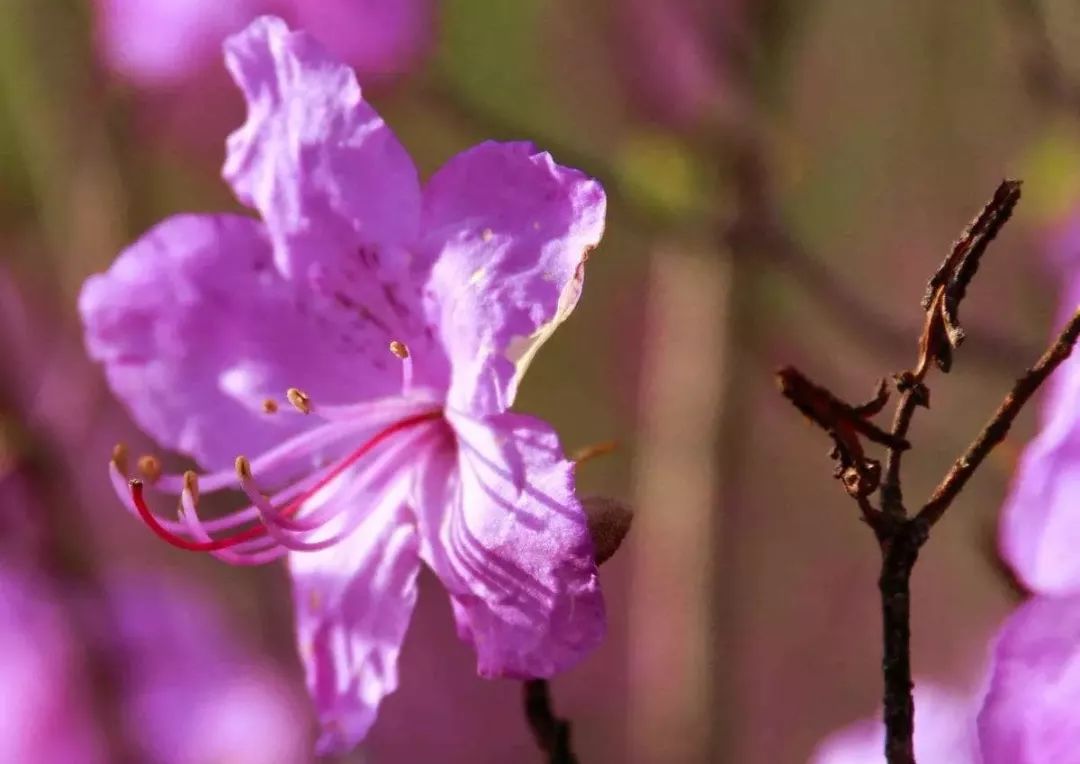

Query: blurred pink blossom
999 261 1080 594
0 570 105 764
810 683 981 764
94 0 433 86
977 595 1080 763
616 0 738 127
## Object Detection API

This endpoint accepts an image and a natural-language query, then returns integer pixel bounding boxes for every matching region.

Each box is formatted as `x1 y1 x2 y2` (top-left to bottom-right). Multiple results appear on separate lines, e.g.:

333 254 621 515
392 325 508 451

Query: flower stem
523 679 578 764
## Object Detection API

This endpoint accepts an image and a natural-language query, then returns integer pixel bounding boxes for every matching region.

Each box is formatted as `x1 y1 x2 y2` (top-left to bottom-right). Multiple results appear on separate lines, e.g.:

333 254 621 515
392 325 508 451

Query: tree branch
523 679 579 764
775 179 1053 764
918 307 1080 526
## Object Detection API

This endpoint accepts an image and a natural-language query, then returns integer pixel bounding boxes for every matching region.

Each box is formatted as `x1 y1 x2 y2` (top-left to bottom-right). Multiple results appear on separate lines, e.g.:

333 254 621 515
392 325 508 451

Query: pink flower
810 683 981 764
998 268 1080 594
94 0 432 86
0 570 105 764
80 16 607 754
616 0 738 127
105 574 309 763
978 595 1080 763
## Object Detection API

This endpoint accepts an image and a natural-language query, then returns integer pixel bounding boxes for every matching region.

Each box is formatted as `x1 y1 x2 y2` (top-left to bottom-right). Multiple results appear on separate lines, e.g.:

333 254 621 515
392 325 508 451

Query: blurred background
1 0 1079 761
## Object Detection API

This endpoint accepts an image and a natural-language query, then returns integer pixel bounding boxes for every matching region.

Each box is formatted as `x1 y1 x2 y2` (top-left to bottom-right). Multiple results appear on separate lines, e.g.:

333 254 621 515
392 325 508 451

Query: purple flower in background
95 0 432 86
616 0 738 127
810 683 981 764
977 595 1080 763
80 16 607 753
999 269 1080 594
0 567 306 764
0 571 105 763
105 574 309 763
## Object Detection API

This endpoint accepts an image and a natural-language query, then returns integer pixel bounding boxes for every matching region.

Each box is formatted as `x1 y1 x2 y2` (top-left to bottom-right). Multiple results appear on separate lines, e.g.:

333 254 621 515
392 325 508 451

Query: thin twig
880 388 922 516
523 679 579 764
919 307 1080 526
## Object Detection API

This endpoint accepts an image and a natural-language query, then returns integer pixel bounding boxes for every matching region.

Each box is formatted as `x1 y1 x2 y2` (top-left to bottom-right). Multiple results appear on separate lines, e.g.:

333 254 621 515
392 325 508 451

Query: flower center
109 341 445 564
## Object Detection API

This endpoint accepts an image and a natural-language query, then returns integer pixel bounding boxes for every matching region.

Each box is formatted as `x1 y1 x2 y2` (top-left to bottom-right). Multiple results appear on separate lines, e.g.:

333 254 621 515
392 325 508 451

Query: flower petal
811 682 980 764
978 595 1080 763
223 16 421 275
289 487 421 755
79 214 411 469
422 141 606 413
415 410 605 677
1000 277 1080 595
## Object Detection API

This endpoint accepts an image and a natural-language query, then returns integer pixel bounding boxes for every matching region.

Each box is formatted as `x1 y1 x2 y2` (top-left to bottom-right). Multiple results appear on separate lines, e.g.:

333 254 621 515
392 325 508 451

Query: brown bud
582 496 634 565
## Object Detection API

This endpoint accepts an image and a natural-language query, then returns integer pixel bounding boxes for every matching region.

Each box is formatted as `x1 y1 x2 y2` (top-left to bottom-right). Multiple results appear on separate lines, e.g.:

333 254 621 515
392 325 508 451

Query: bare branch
523 680 578 764
919 308 1080 526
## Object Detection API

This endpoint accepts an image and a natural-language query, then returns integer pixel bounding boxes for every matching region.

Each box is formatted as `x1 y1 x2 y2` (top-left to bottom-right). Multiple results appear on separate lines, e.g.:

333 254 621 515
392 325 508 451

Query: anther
481 228 494 243
235 455 253 481
182 470 200 505
389 340 413 393
572 440 619 466
287 388 312 415
138 455 162 484
111 443 129 475
262 398 279 414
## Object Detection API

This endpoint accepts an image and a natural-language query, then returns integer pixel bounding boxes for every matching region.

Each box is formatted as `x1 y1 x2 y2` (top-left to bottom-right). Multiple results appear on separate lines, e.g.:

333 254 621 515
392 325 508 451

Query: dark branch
776 180 1043 764
918 307 1080 526
915 181 1022 378
879 383 925 517
523 679 579 764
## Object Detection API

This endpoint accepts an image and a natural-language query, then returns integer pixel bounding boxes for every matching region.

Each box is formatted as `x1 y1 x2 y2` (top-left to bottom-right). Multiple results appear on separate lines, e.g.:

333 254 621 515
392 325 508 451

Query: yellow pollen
287 388 312 414
468 267 487 287
137 455 162 484
111 443 130 475
389 340 410 360
262 398 279 414
481 228 494 243
571 439 619 466
235 455 253 481
182 470 200 504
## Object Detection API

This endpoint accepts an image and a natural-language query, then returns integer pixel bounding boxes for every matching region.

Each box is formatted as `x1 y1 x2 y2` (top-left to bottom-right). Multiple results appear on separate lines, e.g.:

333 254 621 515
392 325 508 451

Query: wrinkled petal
289 481 421 754
1000 276 1080 594
222 17 447 386
223 16 421 273
811 682 980 764
415 410 605 677
978 595 1080 763
94 0 260 85
292 0 433 80
79 214 412 469
422 141 606 413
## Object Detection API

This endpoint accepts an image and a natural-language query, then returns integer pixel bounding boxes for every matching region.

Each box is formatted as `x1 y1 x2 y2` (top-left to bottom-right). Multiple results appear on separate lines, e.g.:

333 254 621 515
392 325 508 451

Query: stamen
287 387 312 415
126 410 443 555
572 439 619 466
111 443 129 476
138 455 162 484
389 340 413 394
262 398 279 414
183 470 199 505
